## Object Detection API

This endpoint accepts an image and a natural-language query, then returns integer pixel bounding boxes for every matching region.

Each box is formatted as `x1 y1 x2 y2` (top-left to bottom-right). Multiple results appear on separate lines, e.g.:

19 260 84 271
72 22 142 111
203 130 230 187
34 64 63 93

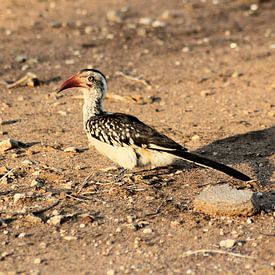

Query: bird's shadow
139 126 274 213
193 126 274 186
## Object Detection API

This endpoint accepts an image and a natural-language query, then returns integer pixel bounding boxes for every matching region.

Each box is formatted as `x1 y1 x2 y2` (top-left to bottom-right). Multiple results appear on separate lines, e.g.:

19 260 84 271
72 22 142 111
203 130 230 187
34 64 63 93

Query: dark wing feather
86 113 185 150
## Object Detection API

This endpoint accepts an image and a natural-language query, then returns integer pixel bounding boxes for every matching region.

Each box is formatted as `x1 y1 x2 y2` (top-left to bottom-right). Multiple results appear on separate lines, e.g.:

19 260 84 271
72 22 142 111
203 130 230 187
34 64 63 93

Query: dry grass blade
4 72 40 89
0 168 14 183
182 249 255 259
115 71 152 88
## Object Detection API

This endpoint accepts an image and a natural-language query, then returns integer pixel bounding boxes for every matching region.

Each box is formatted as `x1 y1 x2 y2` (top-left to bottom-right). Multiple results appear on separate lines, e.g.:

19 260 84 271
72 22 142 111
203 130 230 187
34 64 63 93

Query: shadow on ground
195 126 275 186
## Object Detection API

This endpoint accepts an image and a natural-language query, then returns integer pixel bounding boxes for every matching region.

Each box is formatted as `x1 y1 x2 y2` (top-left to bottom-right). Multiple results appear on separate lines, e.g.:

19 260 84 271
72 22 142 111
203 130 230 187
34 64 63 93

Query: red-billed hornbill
57 69 251 181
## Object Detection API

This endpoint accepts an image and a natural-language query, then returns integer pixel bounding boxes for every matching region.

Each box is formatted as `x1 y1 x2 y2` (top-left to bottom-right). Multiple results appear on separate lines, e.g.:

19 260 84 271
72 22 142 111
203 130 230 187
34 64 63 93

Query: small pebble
51 21 62 28
52 210 59 216
230 42 238 49
63 235 78 241
106 11 122 23
0 166 9 175
170 221 180 227
182 47 190 53
65 59 75 65
64 146 77 153
21 159 34 166
47 215 63 226
30 178 44 188
18 232 26 238
84 26 93 34
58 111 67 116
33 258 42 264
13 193 26 204
143 228 153 234
15 55 28 63
0 138 19 153
200 90 213 96
39 242 47 249
17 96 25 101
191 134 200 141
152 20 166 28
23 214 43 225
219 239 235 248
139 17 152 25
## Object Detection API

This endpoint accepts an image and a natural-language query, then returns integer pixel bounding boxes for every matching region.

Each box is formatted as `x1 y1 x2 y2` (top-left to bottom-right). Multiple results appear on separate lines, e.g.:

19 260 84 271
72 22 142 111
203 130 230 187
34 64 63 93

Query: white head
57 69 108 98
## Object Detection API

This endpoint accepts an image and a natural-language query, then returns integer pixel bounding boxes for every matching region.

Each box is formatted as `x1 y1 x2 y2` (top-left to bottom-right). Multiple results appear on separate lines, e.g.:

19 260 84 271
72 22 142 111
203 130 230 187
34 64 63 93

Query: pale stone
194 184 256 216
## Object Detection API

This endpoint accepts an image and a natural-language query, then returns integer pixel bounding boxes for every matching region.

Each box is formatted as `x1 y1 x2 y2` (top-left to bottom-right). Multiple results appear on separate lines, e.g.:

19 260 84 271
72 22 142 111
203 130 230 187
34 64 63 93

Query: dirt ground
0 0 274 274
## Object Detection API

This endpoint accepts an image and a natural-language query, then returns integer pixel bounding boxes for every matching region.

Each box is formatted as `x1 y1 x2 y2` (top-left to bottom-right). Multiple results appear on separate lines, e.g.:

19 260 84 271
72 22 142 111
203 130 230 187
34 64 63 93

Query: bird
57 69 251 181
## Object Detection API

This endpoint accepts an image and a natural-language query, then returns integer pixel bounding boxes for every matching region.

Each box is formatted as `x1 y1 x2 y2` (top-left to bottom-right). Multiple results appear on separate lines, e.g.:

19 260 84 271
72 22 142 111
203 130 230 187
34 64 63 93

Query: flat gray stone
194 184 257 216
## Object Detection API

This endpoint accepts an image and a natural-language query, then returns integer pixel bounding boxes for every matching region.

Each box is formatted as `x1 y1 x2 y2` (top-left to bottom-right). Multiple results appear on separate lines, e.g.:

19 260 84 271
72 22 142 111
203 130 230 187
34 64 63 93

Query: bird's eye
88 76 95 82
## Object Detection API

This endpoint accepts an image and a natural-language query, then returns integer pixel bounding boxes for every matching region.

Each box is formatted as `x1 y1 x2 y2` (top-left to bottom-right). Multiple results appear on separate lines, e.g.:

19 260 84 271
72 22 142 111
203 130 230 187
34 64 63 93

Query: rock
106 11 122 23
84 26 93 34
64 146 78 153
21 159 34 166
182 47 190 53
139 17 153 25
191 134 200 141
0 139 19 153
63 235 78 241
51 21 62 28
107 269 116 275
13 193 26 204
137 28 146 37
267 110 275 117
200 90 214 96
170 220 180 227
15 55 28 63
194 184 256 216
152 20 166 28
33 258 42 264
219 239 235 248
143 228 153 234
47 215 63 226
18 232 27 238
64 59 75 65
30 178 44 188
0 166 8 175
58 111 67 116
270 81 275 90
161 10 171 20
23 214 43 225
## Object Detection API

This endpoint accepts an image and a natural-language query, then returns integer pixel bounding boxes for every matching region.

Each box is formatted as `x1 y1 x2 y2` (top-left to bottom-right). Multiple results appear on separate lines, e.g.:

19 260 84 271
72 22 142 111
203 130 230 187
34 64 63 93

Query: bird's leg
114 168 129 182
76 173 94 194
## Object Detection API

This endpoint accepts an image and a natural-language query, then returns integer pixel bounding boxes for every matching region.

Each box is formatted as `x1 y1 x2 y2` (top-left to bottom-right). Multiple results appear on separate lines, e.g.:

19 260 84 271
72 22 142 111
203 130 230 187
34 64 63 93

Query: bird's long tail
169 149 251 181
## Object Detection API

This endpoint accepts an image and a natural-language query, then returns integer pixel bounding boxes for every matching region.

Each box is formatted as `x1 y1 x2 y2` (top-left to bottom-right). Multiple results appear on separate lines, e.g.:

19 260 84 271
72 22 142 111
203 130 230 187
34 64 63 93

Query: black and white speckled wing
85 113 186 151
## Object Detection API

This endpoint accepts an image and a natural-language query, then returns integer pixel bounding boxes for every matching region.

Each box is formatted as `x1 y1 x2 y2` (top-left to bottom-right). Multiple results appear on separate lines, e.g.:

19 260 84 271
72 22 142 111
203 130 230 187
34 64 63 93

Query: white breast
135 147 179 168
87 135 138 169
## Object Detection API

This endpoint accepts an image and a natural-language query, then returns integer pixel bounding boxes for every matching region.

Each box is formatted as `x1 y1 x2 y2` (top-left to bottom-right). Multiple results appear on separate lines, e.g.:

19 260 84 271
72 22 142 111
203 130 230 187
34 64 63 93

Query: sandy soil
0 0 274 274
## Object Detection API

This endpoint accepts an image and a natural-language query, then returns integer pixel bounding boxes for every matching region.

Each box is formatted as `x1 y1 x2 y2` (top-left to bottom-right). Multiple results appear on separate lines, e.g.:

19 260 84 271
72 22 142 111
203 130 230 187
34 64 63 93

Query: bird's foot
114 168 130 183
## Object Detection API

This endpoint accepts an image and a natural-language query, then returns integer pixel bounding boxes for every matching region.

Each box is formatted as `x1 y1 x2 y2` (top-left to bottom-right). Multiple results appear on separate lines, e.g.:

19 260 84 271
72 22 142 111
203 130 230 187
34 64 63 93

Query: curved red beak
57 74 83 93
